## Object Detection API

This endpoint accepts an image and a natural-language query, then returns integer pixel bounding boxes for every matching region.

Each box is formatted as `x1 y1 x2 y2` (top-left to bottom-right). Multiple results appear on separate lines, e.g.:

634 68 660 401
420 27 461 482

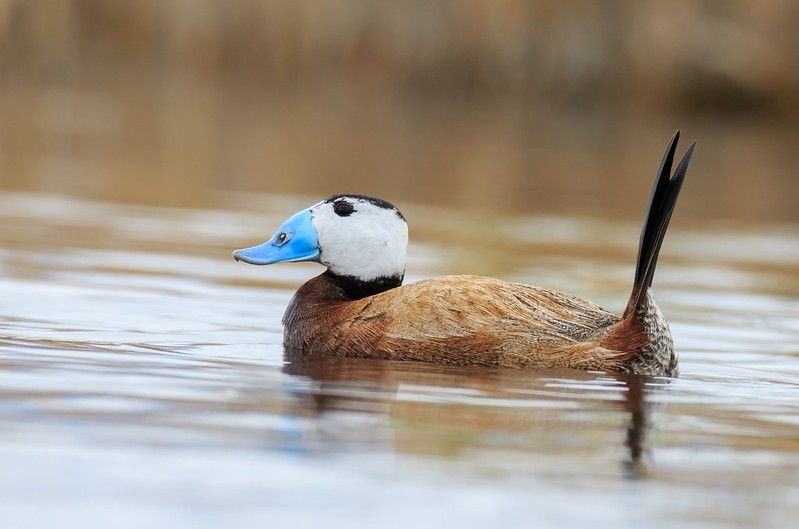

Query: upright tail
624 131 696 318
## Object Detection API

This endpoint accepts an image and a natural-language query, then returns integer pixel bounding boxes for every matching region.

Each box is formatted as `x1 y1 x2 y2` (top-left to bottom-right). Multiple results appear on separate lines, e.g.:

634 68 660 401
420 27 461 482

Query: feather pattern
284 274 626 370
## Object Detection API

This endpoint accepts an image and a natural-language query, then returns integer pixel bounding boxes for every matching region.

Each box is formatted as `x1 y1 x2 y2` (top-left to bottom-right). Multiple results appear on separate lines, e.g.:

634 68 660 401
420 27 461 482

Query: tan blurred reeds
1 1 798 221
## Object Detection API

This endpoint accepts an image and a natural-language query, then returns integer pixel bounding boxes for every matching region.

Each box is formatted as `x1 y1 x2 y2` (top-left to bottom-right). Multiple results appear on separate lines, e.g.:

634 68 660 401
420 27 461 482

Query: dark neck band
324 270 403 300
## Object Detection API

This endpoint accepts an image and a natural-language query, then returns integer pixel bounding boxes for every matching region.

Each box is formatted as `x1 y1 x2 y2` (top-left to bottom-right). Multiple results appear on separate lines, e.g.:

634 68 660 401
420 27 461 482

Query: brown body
284 273 677 375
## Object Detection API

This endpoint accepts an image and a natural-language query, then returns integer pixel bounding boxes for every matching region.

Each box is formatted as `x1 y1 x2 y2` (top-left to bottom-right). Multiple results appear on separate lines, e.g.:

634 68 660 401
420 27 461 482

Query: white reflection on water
1 191 798 529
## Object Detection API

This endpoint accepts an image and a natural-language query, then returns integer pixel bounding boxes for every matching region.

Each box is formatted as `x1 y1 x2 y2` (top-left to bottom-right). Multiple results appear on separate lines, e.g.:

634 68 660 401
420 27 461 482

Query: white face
309 195 408 281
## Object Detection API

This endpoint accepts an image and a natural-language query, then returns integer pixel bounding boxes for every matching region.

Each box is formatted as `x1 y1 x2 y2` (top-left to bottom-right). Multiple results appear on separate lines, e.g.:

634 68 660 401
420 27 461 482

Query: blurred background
1 0 798 222
3 5 799 528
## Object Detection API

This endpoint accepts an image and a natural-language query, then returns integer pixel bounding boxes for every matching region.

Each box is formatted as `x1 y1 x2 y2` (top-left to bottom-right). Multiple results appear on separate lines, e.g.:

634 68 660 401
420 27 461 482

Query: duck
234 131 696 377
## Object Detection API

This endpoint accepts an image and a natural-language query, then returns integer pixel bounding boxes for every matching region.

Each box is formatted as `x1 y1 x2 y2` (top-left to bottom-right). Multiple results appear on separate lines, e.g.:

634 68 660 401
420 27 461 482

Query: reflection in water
623 377 648 479
283 353 654 480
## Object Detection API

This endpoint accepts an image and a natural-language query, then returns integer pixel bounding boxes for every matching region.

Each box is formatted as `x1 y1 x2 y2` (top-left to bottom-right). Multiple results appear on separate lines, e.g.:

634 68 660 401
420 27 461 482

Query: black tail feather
625 131 696 318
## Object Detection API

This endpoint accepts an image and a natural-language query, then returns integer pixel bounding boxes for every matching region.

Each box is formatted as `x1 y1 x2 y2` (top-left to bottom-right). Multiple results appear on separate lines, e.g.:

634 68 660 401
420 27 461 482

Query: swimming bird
234 131 696 377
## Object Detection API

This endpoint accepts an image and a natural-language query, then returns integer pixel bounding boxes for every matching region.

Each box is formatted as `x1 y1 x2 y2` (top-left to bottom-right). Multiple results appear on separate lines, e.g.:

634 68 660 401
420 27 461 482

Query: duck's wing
332 275 623 369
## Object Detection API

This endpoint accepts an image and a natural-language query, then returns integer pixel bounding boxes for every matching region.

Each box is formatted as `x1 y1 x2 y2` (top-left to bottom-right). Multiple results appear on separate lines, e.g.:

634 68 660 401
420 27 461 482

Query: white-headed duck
234 131 696 377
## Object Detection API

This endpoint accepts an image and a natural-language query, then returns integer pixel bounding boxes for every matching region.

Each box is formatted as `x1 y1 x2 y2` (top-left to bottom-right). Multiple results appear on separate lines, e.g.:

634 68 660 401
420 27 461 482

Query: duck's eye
333 201 354 217
275 232 288 245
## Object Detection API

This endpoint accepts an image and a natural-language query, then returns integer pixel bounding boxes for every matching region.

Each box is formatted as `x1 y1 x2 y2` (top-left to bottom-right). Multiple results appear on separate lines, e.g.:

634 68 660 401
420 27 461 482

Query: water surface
1 191 798 529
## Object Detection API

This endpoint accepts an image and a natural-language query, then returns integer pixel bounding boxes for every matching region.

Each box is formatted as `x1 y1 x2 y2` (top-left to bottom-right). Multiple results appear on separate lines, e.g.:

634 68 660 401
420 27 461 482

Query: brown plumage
235 131 696 377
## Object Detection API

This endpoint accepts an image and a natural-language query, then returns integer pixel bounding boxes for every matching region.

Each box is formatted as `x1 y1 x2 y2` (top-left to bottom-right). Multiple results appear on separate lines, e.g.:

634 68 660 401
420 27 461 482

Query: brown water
2 190 799 529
